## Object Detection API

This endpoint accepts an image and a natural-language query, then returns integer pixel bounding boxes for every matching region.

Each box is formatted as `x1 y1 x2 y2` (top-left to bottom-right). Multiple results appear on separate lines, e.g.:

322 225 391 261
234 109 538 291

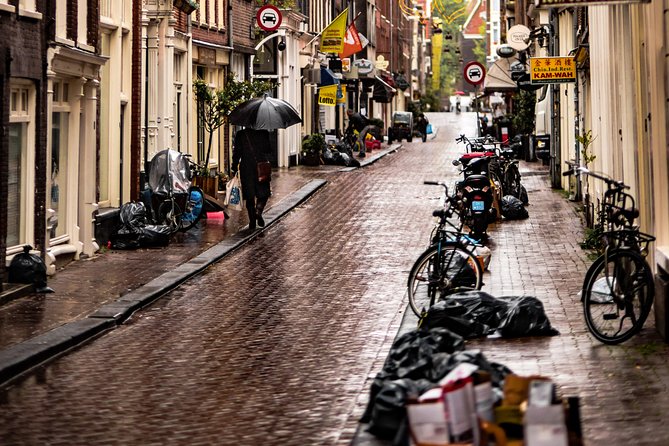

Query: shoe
248 222 257 231
257 215 265 227
358 153 366 158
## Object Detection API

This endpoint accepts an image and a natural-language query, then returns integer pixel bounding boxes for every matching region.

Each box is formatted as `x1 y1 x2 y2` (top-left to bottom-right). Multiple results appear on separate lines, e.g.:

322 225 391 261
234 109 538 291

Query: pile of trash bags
360 327 513 444
322 144 361 167
110 202 171 249
501 195 529 220
420 291 559 339
8 245 54 293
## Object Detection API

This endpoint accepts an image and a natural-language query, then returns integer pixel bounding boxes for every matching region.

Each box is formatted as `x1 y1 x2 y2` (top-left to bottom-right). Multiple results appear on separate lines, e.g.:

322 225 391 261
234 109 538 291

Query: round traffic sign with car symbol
257 5 282 31
463 61 486 85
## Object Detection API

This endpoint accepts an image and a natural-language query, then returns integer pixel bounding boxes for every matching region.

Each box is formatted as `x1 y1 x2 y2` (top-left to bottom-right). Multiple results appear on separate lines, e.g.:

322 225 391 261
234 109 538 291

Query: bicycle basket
148 149 191 196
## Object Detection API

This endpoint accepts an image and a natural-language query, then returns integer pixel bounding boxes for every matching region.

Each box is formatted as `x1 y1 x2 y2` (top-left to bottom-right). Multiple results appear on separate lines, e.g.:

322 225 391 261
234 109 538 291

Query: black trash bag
119 201 149 231
440 350 514 390
138 224 172 247
443 255 479 290
420 299 494 339
8 245 53 293
339 152 360 167
497 296 560 337
384 328 465 379
366 378 434 443
110 231 142 250
501 195 529 220
360 328 464 424
321 146 336 164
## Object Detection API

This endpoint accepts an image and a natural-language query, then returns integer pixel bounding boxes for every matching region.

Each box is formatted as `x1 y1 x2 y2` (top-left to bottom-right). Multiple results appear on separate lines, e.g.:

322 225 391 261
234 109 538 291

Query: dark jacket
348 112 368 132
232 129 272 202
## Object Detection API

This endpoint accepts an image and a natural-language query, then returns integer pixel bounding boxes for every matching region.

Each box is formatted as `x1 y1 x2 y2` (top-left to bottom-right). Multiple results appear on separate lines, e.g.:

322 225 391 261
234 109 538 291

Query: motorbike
452 156 497 238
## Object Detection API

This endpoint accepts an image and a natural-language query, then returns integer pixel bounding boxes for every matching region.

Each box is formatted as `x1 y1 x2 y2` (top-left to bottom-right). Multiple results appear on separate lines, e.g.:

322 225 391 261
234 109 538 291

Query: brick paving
0 113 668 446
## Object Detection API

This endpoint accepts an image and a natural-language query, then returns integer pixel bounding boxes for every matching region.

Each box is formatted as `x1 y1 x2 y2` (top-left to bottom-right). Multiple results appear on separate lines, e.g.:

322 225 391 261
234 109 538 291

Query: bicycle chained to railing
407 181 485 318
563 162 656 344
148 149 205 234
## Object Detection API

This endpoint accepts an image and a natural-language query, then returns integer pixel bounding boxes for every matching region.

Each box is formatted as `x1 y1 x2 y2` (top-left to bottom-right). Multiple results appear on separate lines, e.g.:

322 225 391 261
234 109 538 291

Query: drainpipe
549 11 561 188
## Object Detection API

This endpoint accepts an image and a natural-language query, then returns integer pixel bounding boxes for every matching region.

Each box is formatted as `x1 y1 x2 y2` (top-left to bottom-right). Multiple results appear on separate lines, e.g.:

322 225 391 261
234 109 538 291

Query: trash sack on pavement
420 291 559 338
138 224 172 247
8 245 53 293
497 295 560 337
501 195 529 220
321 146 336 164
366 378 435 443
110 231 142 250
339 152 360 167
119 201 149 231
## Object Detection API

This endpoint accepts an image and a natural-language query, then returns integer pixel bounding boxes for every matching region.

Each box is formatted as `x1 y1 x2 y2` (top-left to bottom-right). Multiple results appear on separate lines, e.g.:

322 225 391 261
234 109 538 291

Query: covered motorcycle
148 149 191 197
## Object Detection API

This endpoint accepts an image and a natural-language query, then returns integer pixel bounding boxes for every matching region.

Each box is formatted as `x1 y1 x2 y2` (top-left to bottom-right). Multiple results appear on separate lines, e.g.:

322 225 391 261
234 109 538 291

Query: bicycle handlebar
562 163 629 190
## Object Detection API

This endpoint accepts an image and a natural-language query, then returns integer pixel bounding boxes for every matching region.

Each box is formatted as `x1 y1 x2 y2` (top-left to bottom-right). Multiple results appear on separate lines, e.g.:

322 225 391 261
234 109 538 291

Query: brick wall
0 1 48 278
231 0 256 52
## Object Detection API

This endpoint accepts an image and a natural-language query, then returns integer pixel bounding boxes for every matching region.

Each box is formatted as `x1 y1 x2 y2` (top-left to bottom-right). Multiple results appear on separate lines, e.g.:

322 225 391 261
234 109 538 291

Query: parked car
387 111 414 143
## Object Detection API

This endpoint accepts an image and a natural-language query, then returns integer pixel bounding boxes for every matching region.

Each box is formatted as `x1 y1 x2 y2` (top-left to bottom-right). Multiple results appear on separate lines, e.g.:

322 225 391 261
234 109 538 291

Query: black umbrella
229 94 302 130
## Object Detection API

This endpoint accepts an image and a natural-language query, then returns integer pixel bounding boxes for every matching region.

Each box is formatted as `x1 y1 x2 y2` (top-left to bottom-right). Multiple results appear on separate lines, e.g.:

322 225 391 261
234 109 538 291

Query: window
19 0 36 11
50 79 70 240
8 83 35 249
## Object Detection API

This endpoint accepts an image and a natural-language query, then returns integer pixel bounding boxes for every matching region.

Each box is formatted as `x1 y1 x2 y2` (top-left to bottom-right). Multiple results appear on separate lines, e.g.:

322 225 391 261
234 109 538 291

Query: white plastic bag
224 172 244 211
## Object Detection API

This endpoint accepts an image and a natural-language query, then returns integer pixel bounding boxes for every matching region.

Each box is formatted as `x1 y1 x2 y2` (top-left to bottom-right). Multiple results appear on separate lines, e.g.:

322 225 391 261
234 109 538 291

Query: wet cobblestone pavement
1 113 669 445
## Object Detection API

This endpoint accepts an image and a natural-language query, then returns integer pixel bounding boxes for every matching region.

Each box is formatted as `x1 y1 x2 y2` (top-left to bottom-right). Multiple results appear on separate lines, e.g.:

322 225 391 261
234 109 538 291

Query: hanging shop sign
529 57 576 84
506 25 531 51
535 0 649 8
318 85 338 106
354 58 374 75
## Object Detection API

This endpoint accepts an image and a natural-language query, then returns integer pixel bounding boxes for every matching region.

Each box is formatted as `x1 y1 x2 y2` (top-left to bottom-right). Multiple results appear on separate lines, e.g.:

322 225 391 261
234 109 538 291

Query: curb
0 179 327 386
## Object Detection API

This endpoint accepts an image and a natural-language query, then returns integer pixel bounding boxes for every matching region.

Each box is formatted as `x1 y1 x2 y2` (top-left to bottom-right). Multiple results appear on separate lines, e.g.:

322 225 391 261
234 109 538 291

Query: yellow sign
337 85 346 104
318 85 338 106
530 57 576 84
320 8 348 53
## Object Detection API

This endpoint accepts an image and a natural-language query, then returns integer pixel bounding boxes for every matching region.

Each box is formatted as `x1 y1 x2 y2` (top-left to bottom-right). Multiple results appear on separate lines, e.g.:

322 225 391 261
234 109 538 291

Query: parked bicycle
407 181 484 317
563 164 655 344
148 149 205 234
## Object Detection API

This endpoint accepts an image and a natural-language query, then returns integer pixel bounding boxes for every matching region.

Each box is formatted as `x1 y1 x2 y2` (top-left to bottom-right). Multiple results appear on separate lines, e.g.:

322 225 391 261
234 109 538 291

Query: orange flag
338 23 363 59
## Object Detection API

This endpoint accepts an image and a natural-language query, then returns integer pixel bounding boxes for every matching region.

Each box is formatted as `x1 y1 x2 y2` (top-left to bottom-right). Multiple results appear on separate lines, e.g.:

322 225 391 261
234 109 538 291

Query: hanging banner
320 8 348 53
318 85 338 106
339 22 363 59
530 57 576 84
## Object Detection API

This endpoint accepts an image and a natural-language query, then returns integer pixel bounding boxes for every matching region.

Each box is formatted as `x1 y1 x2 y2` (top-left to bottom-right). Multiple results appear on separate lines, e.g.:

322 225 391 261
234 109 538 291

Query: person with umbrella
231 128 272 230
228 94 302 230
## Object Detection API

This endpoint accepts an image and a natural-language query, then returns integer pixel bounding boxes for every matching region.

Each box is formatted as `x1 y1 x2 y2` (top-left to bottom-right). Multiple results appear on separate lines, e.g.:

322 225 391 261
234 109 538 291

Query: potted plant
301 134 325 166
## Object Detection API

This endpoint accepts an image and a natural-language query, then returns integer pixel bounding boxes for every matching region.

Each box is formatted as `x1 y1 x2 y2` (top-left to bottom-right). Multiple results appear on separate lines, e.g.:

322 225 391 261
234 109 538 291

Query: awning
372 75 397 103
483 58 520 93
319 67 340 86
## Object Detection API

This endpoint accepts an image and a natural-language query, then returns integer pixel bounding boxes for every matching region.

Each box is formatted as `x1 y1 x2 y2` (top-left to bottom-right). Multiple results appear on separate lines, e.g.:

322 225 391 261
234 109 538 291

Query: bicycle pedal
603 313 619 320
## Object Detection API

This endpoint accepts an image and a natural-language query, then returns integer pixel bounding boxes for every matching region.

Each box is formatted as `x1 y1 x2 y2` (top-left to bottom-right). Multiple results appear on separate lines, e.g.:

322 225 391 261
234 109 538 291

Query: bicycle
563 164 655 344
407 181 485 317
148 149 205 234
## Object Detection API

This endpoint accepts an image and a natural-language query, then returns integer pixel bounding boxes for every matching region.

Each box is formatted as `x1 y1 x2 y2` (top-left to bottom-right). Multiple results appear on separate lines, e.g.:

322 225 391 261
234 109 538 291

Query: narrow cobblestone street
0 113 668 446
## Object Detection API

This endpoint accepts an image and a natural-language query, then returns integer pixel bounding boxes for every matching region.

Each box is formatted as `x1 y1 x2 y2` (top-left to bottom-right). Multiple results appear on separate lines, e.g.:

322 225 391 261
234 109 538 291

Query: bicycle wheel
157 199 182 233
504 164 522 198
582 249 654 344
180 186 205 232
407 244 483 317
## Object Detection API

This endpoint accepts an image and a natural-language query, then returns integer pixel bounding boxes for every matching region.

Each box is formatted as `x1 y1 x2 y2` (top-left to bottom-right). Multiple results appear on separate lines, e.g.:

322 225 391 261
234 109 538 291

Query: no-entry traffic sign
463 61 486 85
257 5 282 32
